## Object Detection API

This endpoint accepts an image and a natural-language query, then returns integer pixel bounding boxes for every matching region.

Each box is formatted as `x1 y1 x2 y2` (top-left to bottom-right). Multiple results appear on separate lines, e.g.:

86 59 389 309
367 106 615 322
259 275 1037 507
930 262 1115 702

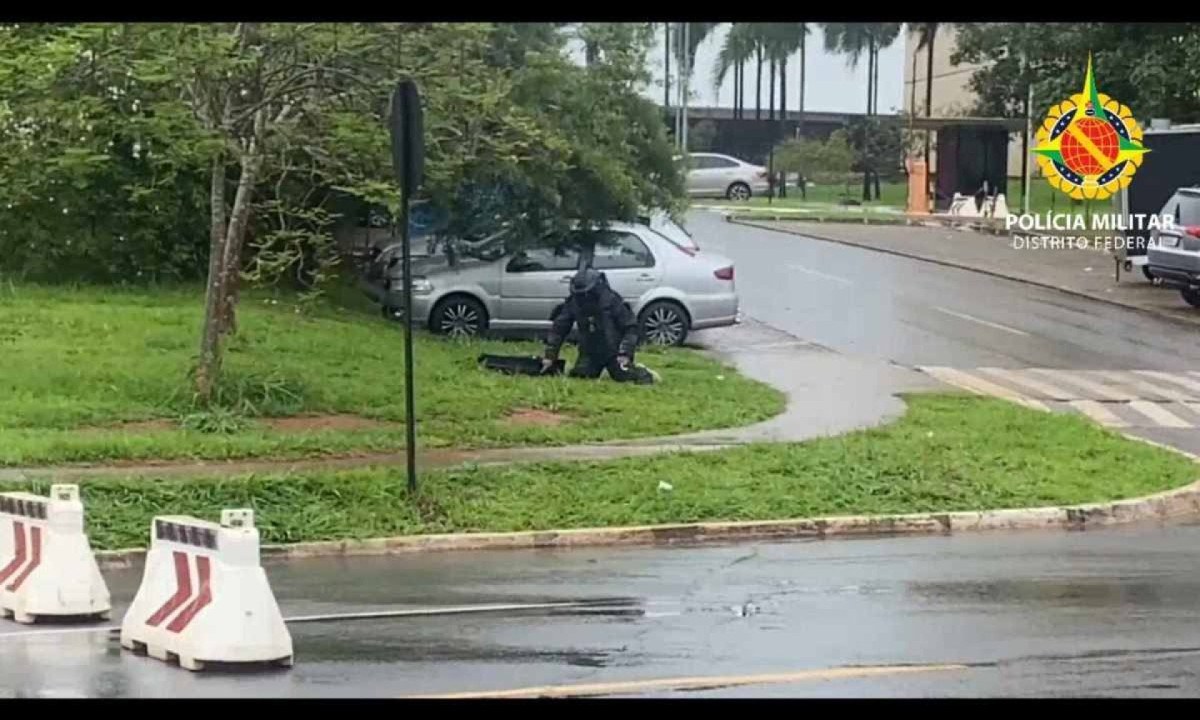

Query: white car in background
684 152 770 201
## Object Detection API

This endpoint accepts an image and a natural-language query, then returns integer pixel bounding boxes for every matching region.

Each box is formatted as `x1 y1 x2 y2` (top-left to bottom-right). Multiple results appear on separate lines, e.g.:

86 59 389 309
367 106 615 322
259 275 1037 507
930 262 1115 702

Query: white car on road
684 153 770 201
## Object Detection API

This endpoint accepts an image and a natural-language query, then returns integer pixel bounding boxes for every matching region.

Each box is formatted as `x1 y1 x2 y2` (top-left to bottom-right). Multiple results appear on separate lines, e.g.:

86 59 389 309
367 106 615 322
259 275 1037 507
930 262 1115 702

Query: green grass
707 179 1119 220
14 394 1192 551
0 283 783 465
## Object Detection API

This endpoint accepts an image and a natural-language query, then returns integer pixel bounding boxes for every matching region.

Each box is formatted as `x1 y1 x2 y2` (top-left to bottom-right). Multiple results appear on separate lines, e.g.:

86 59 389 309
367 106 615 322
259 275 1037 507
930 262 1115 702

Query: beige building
902 25 1028 180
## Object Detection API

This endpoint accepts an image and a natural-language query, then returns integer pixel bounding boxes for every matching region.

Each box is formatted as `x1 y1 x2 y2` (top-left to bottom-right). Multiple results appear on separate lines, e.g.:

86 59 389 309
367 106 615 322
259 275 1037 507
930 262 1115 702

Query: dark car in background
1146 187 1200 307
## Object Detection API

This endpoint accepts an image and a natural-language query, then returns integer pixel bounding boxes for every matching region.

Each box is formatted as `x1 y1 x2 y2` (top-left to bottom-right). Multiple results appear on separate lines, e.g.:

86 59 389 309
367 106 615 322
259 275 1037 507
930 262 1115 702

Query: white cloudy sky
643 24 904 113
563 25 906 114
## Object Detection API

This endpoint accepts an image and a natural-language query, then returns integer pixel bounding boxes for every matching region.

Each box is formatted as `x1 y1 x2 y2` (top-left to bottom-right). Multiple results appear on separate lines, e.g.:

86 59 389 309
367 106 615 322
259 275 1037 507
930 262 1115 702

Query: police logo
1033 55 1149 201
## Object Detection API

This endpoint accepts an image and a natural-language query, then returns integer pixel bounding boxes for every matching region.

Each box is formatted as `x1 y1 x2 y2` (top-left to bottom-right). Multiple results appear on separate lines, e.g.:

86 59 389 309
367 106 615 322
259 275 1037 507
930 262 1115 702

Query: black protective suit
544 269 654 384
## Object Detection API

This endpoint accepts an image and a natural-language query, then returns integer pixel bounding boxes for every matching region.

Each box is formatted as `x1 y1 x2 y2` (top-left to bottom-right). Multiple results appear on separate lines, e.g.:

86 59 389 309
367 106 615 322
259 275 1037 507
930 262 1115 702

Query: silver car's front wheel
726 182 751 201
640 301 689 347
431 296 487 339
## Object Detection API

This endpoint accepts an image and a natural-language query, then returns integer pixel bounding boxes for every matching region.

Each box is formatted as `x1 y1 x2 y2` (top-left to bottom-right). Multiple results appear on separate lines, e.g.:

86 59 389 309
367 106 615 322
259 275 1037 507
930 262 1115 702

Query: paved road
691 211 1200 371
688 211 1200 453
5 521 1200 697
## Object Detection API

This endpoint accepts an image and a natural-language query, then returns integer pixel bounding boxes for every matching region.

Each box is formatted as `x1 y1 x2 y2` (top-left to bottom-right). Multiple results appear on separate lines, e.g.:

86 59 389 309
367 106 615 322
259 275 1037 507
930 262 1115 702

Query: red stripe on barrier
146 551 192 627
166 555 211 633
6 525 41 591
0 522 28 586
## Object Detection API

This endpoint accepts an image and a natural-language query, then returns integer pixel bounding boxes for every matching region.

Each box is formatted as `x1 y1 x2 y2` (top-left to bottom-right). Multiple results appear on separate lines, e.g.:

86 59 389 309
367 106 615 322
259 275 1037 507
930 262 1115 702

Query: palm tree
713 24 755 119
822 23 902 199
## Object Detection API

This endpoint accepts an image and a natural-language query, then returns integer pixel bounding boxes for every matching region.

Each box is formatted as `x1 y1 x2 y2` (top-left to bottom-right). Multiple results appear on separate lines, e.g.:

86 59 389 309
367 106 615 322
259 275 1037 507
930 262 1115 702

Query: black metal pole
400 194 417 494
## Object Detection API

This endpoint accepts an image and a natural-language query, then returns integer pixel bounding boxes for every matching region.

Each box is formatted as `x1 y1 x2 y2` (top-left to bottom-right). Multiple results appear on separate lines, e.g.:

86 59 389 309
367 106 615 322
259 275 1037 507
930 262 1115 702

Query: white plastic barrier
120 509 293 671
948 193 982 218
0 485 111 624
990 193 1009 219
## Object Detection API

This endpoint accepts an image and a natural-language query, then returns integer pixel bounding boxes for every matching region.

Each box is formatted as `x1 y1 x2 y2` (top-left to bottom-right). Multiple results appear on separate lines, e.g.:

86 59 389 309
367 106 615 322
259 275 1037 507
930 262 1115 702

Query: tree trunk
196 154 229 403
755 46 762 120
768 58 776 121
873 45 881 117
798 33 806 199
733 61 740 118
219 148 264 339
780 56 787 121
863 41 874 200
663 23 671 110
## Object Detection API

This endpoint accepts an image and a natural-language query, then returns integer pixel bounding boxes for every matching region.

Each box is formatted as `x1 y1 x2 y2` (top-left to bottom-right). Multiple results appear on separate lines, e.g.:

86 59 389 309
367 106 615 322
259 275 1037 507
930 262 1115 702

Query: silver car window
506 246 580 273
592 232 655 270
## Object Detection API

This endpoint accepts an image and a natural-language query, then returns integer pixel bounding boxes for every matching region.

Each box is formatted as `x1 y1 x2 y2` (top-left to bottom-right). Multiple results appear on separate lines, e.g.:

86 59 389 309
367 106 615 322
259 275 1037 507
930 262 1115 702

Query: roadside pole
389 81 424 495
681 22 689 153
1023 77 1034 215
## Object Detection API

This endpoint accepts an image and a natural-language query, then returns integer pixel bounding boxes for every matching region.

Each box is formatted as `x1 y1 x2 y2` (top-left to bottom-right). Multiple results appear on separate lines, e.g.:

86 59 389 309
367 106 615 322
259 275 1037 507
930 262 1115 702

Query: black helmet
570 268 603 296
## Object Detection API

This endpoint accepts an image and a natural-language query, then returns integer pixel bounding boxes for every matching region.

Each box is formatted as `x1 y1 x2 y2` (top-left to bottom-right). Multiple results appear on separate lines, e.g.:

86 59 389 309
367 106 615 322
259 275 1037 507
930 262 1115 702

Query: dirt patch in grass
505 408 573 427
82 419 178 434
261 414 395 433
87 414 394 435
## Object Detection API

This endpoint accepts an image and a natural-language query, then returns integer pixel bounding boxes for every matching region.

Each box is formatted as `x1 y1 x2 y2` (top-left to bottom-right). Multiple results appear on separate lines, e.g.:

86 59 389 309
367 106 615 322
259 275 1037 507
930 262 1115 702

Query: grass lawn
0 283 783 466
703 180 1118 221
16 394 1193 551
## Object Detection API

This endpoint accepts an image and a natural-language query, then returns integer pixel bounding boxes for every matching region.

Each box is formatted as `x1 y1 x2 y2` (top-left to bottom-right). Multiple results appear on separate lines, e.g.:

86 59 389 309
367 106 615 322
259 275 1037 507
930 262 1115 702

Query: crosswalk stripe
1096 371 1195 403
1127 401 1194 428
1027 369 1137 402
920 367 1049 411
977 367 1080 400
1138 371 1200 396
1068 400 1128 428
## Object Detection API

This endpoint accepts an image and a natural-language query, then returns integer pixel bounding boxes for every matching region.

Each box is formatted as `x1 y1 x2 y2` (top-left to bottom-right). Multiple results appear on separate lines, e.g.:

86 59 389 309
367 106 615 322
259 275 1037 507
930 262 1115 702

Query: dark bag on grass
478 354 564 377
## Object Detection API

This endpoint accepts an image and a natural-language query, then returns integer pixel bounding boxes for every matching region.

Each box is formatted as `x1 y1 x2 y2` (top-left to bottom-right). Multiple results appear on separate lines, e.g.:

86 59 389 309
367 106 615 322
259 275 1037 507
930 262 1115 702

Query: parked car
684 153 770 201
373 219 738 346
1145 187 1200 307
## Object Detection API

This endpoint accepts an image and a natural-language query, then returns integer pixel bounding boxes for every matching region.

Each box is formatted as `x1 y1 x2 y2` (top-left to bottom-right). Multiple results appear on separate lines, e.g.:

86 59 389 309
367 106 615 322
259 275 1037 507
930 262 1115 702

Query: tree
952 23 1200 122
775 129 856 195
821 23 902 199
713 24 755 119
0 23 685 403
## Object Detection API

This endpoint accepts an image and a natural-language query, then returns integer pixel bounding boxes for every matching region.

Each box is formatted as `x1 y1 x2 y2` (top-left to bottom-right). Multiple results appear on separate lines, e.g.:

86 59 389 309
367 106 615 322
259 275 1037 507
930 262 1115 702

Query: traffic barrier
120 509 293 671
0 484 111 624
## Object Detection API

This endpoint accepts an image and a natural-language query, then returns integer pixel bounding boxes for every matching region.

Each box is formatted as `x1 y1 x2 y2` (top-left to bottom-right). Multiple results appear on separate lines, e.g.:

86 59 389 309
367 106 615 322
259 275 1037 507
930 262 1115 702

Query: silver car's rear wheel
726 182 751 201
431 296 487 339
640 301 689 347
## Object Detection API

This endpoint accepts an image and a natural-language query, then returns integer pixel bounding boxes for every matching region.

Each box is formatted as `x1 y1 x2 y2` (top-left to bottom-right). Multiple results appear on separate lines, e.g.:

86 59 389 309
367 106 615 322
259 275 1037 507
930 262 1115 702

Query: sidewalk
734 219 1200 327
0 320 936 482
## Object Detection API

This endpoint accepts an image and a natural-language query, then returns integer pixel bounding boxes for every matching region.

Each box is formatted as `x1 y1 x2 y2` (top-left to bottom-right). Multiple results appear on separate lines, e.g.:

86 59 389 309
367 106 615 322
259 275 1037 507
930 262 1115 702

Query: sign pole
390 80 424 495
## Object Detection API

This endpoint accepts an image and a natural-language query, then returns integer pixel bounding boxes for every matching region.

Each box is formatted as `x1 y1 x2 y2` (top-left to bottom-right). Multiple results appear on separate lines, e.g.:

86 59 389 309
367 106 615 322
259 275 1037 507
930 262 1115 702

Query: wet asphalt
5 521 1200 697
691 211 1200 371
5 211 1200 698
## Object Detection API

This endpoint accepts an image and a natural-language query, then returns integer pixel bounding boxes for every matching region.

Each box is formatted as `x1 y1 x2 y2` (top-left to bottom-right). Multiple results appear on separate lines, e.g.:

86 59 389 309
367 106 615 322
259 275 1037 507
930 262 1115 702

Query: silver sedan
381 219 738 346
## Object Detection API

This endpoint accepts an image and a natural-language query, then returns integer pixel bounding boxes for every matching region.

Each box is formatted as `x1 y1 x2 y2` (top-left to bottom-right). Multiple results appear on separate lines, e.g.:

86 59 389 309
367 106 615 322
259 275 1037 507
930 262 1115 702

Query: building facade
901 25 1027 181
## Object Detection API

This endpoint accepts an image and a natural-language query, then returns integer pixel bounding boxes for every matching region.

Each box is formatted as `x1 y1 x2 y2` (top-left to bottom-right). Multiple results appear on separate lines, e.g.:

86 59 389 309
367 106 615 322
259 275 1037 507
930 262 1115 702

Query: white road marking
932 307 1029 337
977 367 1080 400
920 367 1049 411
787 264 854 286
1127 401 1194 429
1096 371 1195 403
1140 371 1200 396
1028 369 1137 402
0 600 641 641
407 663 969 699
1068 400 1128 428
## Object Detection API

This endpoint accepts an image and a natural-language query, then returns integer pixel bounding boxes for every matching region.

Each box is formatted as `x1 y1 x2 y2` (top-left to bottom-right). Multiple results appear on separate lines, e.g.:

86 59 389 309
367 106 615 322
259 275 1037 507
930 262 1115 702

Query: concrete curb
93 478 1200 569
730 216 1200 330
